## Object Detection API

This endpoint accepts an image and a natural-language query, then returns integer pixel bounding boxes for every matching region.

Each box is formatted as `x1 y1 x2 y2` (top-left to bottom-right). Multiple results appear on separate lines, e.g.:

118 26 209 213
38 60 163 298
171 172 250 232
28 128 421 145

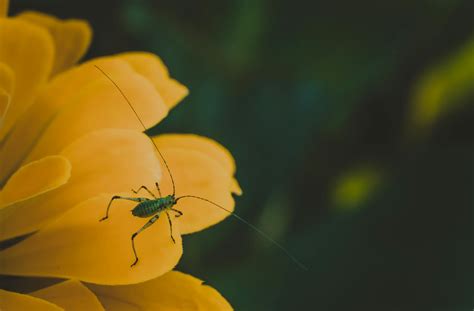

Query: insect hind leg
131 214 159 267
100 196 148 222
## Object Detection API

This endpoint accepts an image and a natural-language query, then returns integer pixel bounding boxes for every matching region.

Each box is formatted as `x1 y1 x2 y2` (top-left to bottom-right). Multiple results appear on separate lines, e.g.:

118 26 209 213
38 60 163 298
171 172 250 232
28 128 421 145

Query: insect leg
100 196 149 221
165 212 176 243
170 208 183 218
131 214 160 267
131 185 156 198
155 182 162 197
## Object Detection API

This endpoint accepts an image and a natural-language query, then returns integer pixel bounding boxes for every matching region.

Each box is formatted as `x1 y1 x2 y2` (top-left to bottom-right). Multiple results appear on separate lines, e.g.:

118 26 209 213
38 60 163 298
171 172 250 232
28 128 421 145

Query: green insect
95 65 307 270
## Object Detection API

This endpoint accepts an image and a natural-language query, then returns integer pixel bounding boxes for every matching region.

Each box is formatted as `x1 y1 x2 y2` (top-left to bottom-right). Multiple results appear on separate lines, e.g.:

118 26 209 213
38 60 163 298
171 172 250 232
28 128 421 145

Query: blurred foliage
8 0 474 310
409 37 474 135
331 166 381 210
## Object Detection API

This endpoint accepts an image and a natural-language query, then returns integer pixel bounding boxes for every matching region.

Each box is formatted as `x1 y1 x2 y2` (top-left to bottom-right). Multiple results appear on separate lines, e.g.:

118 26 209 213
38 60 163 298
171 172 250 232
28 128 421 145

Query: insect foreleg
131 214 160 267
165 212 176 243
100 196 149 221
170 208 183 218
131 185 156 198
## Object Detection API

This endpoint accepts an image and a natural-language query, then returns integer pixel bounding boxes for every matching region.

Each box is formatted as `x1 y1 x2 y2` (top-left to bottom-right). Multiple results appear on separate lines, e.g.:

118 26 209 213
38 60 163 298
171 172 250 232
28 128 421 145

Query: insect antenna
176 195 308 270
94 65 176 196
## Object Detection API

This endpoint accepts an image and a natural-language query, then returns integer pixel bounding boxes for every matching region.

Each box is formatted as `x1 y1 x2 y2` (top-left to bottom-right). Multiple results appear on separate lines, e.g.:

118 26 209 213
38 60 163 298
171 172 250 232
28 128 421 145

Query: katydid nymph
95 65 307 270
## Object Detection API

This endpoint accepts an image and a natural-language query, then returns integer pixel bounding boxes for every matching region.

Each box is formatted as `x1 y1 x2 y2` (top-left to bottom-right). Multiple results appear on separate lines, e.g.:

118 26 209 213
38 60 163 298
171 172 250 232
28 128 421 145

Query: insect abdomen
131 196 175 218
132 200 160 218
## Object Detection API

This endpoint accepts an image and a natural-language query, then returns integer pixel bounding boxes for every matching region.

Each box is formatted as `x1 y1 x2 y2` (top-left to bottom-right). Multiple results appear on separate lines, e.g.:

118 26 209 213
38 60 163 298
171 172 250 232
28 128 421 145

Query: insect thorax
131 195 176 218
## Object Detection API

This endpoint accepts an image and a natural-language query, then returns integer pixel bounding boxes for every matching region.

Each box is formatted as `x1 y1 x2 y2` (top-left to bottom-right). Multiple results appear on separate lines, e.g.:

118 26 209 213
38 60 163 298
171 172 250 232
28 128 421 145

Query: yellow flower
0 1 239 309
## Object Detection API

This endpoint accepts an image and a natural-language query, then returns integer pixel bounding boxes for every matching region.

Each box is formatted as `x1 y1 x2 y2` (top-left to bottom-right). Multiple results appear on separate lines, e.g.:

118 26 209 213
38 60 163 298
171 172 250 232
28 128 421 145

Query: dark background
10 1 474 310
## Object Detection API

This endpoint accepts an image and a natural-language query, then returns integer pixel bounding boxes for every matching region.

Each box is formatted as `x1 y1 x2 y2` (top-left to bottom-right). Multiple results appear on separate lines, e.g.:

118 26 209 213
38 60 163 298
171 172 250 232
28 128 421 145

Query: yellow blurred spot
258 190 291 242
409 38 474 134
332 167 380 209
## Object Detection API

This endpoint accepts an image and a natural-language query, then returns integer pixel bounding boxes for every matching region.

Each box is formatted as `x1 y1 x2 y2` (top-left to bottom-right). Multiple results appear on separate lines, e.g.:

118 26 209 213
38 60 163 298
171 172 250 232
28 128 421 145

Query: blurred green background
10 0 474 310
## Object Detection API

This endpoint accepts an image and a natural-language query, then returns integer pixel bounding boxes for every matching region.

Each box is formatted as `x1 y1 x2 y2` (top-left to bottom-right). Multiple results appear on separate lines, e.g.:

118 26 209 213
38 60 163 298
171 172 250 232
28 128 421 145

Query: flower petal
0 195 182 284
155 134 242 195
90 271 233 311
17 11 92 76
0 62 12 122
24 57 168 163
0 0 8 18
120 52 188 109
0 18 54 141
0 129 161 241
0 62 13 128
0 87 9 128
0 61 14 93
153 135 240 234
0 289 62 311
0 56 167 183
0 156 71 241
156 134 236 174
0 155 70 207
31 280 104 311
